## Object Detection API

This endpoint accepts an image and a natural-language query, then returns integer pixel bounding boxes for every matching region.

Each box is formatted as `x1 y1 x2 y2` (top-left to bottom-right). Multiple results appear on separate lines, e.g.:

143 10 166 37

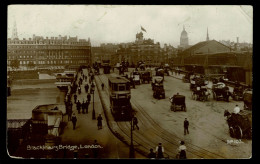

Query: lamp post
129 114 135 158
92 82 96 120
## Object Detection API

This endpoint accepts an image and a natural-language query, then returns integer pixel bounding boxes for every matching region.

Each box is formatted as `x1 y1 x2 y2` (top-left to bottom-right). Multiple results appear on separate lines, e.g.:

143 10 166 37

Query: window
118 85 126 91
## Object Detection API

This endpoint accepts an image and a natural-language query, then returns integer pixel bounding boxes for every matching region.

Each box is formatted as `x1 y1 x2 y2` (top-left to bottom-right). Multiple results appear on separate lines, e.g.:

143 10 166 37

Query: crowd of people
64 68 103 132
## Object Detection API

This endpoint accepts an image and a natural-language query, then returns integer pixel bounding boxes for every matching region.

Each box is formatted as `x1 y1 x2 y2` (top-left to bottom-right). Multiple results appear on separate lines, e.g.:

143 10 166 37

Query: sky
7 5 253 47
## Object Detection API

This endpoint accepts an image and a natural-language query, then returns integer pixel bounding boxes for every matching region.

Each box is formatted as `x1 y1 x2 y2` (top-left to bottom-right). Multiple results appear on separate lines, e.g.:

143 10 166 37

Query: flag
141 26 146 32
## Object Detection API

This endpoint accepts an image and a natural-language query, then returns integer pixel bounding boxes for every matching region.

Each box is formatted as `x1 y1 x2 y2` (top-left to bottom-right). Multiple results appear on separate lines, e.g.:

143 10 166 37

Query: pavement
58 69 145 159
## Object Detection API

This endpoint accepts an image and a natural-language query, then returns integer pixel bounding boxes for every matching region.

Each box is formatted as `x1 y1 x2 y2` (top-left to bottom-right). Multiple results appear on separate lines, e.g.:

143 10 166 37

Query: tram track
95 74 152 157
130 97 226 159
96 74 168 156
94 72 239 159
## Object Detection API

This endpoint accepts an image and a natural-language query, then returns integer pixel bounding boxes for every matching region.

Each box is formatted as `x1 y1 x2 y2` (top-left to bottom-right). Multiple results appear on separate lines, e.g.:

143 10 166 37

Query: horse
224 110 231 118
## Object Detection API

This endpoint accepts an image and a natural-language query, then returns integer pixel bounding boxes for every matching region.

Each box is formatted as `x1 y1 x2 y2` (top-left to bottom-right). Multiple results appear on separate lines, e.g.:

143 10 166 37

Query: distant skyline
7 5 253 47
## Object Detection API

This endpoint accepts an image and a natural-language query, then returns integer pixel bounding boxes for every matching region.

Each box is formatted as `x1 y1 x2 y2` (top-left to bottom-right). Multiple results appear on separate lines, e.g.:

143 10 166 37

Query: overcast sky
7 5 253 47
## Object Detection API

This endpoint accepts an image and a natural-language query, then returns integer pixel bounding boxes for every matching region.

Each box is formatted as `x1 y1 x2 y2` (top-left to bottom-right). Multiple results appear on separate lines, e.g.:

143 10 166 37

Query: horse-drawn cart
191 85 210 101
170 95 186 112
212 82 231 102
224 110 252 139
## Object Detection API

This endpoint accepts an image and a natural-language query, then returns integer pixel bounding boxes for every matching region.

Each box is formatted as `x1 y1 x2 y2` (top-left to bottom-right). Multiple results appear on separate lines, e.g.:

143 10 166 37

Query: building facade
92 32 177 67
7 35 91 70
91 43 119 66
117 31 164 66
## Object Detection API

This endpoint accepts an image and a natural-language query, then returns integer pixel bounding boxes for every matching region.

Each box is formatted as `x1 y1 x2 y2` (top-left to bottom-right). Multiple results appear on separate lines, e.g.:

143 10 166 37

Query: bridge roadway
94 68 251 159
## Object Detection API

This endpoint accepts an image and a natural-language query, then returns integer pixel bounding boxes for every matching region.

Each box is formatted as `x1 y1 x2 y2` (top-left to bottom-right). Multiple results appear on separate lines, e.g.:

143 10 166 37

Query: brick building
7 34 91 70
91 43 119 66
116 31 165 66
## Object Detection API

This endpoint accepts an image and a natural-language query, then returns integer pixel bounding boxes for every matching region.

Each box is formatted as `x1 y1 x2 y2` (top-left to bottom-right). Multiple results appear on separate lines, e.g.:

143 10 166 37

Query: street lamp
91 82 96 120
129 114 135 158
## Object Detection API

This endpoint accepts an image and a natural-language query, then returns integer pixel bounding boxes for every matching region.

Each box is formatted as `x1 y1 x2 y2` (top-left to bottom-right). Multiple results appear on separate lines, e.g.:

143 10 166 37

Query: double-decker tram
102 60 111 74
108 76 132 121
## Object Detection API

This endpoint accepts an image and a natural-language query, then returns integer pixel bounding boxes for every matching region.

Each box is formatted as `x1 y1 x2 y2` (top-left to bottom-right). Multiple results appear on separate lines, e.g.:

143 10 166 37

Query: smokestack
237 37 239 44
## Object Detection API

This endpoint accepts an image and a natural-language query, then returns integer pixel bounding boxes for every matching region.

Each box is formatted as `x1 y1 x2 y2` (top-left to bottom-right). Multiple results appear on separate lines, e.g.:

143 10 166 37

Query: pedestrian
67 105 72 121
87 93 91 102
85 100 89 113
80 78 83 85
184 118 189 135
76 100 81 114
97 114 103 130
74 94 77 104
82 100 85 114
78 86 81 94
155 143 164 159
71 113 77 130
147 148 156 159
92 140 99 158
101 83 104 90
133 116 139 130
177 141 187 159
74 84 78 94
85 84 89 93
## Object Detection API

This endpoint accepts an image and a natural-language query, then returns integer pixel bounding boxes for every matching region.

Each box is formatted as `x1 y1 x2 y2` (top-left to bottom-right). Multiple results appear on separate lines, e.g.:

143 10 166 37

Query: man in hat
71 113 77 130
155 143 164 159
76 100 81 114
97 114 103 130
184 118 189 135
148 148 156 159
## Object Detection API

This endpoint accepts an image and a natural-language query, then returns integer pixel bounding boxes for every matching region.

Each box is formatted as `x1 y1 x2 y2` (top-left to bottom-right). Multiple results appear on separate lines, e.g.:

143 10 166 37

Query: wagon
231 86 244 101
191 85 210 101
170 95 186 112
212 82 231 102
224 110 252 139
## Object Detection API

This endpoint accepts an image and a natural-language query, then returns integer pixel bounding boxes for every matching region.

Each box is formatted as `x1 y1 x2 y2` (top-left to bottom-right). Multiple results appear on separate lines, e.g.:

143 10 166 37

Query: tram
102 60 111 74
108 76 132 121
